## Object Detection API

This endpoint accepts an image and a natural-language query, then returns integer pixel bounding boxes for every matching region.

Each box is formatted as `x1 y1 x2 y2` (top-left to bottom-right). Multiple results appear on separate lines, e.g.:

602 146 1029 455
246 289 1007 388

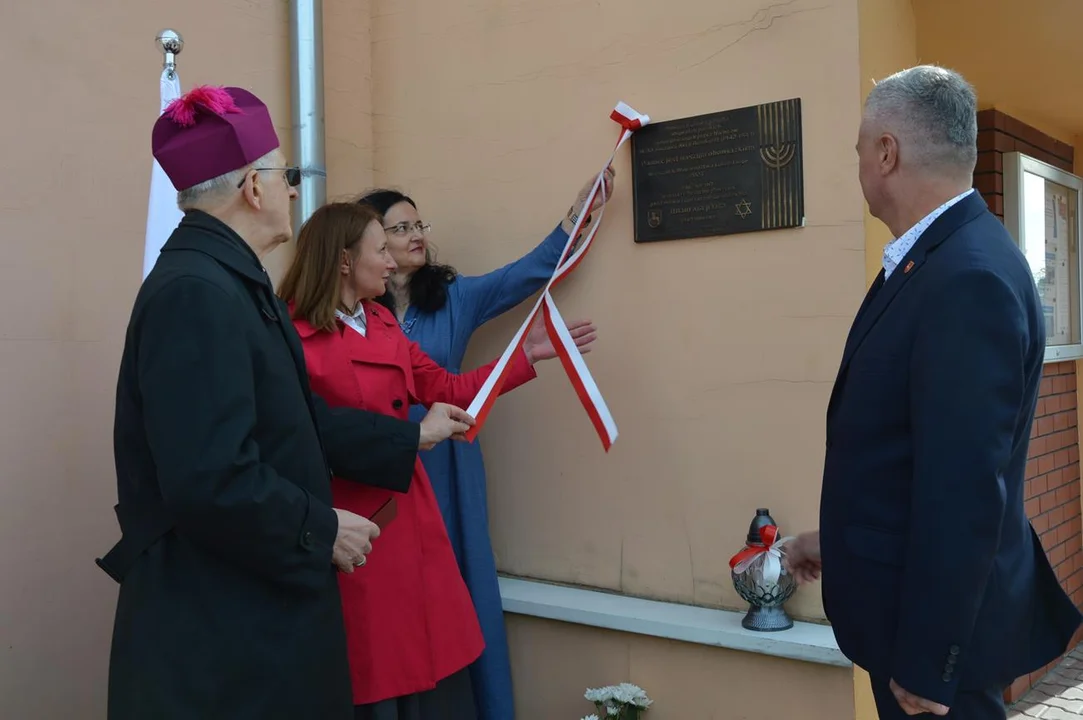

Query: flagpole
143 30 185 279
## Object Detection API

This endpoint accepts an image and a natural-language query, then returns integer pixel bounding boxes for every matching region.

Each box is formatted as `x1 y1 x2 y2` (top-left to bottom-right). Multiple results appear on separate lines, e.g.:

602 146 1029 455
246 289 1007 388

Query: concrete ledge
499 576 851 668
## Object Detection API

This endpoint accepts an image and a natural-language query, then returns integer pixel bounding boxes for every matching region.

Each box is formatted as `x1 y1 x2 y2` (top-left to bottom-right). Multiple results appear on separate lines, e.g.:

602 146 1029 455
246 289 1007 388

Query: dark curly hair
356 189 458 314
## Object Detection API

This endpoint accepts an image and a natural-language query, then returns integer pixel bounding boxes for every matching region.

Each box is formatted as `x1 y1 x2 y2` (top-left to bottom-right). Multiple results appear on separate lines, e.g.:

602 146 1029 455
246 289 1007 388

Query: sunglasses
236 166 302 189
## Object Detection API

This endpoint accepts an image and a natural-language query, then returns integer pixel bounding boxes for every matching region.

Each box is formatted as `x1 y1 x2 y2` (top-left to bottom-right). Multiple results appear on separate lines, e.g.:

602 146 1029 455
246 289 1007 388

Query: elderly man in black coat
98 85 474 720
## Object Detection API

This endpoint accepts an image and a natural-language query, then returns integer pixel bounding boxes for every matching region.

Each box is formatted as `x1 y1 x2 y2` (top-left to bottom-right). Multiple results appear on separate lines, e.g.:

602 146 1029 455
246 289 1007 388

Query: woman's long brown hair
278 202 383 332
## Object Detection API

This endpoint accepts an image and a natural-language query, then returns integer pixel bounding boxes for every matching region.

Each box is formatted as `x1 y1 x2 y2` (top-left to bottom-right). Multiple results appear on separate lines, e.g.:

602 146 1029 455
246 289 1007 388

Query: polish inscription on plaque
631 98 804 242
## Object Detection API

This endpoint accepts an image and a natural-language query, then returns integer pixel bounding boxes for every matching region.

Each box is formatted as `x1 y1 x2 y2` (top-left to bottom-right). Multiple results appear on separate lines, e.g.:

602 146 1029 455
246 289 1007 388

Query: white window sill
498 576 850 668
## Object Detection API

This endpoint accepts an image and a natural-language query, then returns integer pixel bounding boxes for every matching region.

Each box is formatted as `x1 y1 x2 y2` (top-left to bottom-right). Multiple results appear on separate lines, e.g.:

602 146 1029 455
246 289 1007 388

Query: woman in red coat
278 202 595 720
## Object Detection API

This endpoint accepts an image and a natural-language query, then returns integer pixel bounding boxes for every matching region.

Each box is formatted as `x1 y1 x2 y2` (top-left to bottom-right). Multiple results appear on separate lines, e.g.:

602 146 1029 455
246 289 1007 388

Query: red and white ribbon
463 101 650 451
728 525 795 586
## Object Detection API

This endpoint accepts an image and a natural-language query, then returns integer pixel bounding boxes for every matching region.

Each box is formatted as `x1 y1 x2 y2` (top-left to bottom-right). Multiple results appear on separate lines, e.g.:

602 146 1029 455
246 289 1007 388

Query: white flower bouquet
581 683 652 719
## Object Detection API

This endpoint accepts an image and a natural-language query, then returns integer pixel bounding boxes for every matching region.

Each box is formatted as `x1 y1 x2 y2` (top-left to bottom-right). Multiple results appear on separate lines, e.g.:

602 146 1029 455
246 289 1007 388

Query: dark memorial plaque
631 98 804 242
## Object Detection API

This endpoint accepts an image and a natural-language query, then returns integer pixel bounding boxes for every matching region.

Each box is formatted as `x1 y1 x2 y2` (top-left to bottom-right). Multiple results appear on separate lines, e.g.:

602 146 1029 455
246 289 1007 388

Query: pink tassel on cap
164 85 243 128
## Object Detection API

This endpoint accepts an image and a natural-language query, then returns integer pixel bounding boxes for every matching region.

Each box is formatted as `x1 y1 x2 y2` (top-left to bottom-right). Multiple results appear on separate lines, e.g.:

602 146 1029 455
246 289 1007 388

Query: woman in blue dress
359 169 613 720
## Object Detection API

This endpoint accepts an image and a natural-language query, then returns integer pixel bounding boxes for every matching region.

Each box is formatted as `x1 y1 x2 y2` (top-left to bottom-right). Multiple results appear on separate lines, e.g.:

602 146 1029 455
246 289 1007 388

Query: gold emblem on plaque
735 200 753 218
647 209 662 228
757 98 803 230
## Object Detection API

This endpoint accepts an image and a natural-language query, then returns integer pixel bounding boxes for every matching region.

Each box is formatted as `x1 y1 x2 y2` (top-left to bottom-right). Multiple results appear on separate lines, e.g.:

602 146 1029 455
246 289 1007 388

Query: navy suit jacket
820 191 1082 705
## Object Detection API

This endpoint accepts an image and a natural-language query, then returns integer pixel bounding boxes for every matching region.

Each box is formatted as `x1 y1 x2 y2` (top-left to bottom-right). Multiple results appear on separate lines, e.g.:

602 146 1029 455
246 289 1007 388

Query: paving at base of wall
1010 648 1083 719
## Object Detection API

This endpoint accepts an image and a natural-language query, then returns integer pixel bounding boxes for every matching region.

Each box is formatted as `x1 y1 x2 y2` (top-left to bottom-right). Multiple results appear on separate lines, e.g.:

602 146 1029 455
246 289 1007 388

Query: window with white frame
1004 152 1083 362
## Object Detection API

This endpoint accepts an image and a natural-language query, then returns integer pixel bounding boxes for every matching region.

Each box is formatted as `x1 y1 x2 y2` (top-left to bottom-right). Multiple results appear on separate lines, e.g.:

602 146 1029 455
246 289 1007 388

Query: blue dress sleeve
455 222 569 330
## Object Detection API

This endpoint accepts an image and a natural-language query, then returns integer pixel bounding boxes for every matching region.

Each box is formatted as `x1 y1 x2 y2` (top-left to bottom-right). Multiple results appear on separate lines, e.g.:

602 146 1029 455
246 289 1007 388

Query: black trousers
870 676 1005 720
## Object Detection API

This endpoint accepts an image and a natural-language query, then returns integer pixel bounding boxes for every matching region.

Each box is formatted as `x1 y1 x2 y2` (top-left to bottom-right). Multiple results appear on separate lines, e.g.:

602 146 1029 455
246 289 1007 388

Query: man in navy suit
784 65 1082 719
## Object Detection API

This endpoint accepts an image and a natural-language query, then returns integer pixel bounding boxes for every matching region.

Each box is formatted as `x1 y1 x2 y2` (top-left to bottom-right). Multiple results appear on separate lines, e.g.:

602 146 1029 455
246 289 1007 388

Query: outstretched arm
459 169 615 329
409 315 598 408
311 393 419 493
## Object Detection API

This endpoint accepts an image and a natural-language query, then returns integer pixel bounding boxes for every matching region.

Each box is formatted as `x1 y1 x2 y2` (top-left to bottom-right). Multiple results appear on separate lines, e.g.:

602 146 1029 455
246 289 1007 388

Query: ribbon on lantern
728 525 795 586
463 101 650 451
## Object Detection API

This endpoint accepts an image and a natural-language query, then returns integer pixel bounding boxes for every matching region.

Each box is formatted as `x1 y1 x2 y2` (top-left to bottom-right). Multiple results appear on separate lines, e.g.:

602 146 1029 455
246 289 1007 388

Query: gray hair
177 149 280 210
864 65 978 175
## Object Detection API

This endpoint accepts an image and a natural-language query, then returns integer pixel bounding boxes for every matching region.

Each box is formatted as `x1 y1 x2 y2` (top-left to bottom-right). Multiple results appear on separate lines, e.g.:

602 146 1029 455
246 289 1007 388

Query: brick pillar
976 111 1083 704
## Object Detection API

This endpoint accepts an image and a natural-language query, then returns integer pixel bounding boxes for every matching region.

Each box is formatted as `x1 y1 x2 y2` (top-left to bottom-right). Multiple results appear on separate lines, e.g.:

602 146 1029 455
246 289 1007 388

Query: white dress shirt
336 303 368 337
882 189 974 278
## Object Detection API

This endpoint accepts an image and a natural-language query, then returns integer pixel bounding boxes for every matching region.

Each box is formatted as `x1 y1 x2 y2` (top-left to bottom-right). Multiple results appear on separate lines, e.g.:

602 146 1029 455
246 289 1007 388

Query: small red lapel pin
903 260 915 274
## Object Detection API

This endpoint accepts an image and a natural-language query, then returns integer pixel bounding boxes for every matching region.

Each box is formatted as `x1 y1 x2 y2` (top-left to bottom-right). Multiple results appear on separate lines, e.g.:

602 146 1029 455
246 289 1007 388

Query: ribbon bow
728 525 794 586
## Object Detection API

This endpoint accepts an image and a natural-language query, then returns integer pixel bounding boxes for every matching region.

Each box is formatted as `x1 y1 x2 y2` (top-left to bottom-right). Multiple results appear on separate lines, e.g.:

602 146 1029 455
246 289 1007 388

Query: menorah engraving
759 141 796 170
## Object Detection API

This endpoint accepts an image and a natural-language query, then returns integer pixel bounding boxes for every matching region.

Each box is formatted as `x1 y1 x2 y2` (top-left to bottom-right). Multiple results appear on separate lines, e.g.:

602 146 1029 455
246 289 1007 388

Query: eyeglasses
383 221 432 236
236 166 302 189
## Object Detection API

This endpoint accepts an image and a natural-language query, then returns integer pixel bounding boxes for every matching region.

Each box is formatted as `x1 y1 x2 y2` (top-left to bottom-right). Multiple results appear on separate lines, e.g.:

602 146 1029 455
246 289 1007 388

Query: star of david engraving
735 199 753 218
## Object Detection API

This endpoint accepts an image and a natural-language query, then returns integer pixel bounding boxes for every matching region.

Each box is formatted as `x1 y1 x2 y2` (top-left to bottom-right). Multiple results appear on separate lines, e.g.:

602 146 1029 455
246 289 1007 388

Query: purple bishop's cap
152 85 280 191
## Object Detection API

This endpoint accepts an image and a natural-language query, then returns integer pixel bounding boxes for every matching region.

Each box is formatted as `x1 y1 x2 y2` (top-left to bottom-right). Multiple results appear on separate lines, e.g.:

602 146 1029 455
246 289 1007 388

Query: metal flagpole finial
155 29 184 79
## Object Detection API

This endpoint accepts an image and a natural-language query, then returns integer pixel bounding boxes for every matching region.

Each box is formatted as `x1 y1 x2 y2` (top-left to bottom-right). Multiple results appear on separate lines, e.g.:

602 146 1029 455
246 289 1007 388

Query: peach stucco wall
1 0 871 716
368 0 866 621
0 1 292 715
507 616 854 719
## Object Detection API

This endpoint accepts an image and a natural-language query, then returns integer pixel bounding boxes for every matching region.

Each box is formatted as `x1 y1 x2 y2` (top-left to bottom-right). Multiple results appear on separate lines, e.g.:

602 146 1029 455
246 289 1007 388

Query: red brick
1058 486 1074 505
1051 504 1067 528
1030 436 1049 457
1070 408 1079 426
1031 493 1048 517
1020 141 1077 172
977 109 1003 131
1006 675 1031 704
975 151 1002 174
1056 412 1072 432
1039 416 1056 436
1067 569 1083 592
1035 474 1051 495
1054 430 1076 452
1069 464 1081 482
1051 544 1067 566
1070 374 1078 392
1033 512 1051 532
1042 378 1056 396
999 112 1075 161
978 129 1016 153
1057 449 1072 468
1070 446 1080 464
973 173 1003 196
1051 469 1068 488
1039 454 1057 475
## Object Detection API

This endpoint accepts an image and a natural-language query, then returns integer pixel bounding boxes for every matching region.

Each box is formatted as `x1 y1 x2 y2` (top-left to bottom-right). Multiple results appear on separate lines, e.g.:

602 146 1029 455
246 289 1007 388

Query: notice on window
1045 183 1073 344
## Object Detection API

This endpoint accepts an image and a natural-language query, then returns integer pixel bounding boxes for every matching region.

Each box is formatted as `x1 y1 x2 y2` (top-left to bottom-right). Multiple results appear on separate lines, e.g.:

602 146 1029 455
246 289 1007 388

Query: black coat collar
161 210 271 286
839 191 987 370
